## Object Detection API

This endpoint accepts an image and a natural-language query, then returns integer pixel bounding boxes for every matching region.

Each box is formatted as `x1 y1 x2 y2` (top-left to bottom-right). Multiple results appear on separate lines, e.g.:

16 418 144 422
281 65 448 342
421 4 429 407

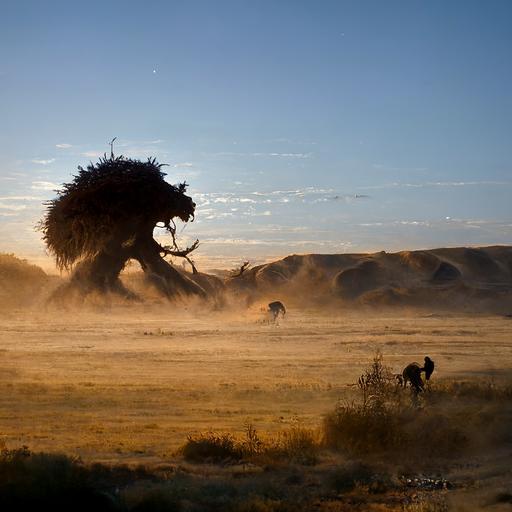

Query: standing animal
422 356 435 381
402 362 424 393
268 301 286 321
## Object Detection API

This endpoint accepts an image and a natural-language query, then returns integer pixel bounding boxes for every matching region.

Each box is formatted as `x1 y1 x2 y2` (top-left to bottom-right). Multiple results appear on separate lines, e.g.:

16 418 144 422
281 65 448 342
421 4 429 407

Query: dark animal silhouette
402 362 424 393
268 301 286 321
422 356 435 381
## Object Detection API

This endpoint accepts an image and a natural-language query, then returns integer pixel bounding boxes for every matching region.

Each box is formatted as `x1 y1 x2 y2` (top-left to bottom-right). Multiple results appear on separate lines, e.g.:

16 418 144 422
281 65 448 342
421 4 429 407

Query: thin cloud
372 163 428 172
0 202 26 211
56 143 73 149
361 181 512 190
81 151 103 158
31 181 59 191
172 162 195 168
194 187 366 207
31 158 56 165
0 195 44 201
213 151 312 159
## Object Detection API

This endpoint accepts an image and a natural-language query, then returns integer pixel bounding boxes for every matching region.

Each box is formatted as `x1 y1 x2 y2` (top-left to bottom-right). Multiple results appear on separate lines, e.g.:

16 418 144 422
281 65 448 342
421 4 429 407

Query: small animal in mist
399 356 435 393
268 301 286 322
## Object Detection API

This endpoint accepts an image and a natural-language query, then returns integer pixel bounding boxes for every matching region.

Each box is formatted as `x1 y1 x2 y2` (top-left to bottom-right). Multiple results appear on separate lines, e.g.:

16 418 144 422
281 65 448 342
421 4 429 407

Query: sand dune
230 245 512 311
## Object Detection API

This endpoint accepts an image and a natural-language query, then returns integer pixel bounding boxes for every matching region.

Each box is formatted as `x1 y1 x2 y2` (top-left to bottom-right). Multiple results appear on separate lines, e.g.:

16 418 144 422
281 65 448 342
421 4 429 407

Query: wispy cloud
360 181 512 190
0 195 44 201
214 151 313 159
56 143 73 149
372 163 428 172
194 187 368 209
172 162 195 168
0 202 26 211
31 181 59 191
81 151 103 158
31 158 56 165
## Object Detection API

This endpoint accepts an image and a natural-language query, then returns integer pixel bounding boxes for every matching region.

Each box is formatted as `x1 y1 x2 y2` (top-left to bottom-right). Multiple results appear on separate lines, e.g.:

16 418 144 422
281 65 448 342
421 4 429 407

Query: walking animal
401 362 424 393
422 356 435 381
268 301 286 321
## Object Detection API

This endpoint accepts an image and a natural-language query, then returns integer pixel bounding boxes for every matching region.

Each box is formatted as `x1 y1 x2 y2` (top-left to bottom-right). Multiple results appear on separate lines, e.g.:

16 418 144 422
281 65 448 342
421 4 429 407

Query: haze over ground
1 1 511 270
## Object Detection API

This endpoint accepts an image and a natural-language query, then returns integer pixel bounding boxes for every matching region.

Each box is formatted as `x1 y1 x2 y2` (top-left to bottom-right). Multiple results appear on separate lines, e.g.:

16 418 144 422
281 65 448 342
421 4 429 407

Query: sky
1 0 511 270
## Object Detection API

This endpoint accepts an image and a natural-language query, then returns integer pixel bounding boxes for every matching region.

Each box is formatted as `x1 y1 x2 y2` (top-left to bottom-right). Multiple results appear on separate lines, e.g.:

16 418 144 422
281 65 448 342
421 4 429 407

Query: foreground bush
181 432 243 463
180 424 319 465
0 446 119 511
323 353 512 460
323 401 468 459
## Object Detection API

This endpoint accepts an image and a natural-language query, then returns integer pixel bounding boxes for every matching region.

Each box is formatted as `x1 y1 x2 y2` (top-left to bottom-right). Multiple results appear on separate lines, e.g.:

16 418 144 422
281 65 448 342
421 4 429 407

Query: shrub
180 424 320 466
181 432 243 463
327 461 375 493
0 446 119 511
323 401 406 456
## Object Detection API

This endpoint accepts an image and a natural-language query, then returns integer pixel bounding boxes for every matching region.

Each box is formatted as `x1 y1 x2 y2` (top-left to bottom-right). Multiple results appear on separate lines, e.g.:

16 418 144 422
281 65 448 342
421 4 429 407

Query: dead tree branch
161 239 200 274
230 261 250 278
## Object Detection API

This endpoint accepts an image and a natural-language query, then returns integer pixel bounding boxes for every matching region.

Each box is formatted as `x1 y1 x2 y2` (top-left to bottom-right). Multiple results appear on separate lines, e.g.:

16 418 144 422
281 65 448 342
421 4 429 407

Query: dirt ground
1 305 511 466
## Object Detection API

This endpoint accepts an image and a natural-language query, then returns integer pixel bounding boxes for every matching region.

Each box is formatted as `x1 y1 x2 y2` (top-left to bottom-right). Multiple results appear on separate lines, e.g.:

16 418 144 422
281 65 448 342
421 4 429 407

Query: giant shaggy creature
40 154 206 300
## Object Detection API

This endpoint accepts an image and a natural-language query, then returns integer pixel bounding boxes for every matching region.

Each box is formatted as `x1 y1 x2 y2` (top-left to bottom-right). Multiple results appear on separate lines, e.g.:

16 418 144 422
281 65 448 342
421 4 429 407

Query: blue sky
1 0 511 269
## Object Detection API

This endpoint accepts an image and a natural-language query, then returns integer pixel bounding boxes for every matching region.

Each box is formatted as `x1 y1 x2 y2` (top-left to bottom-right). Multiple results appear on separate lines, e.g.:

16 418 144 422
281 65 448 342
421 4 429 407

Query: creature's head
172 182 196 222
425 356 432 363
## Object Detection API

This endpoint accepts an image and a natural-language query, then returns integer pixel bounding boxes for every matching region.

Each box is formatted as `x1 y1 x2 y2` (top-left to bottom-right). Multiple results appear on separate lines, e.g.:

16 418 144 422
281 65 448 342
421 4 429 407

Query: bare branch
109 137 117 159
230 261 250 278
161 239 200 274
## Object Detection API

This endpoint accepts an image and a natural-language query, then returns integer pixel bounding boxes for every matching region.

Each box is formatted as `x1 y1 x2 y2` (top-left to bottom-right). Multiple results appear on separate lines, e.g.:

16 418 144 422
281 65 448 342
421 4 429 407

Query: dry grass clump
182 352 512 467
425 379 512 402
321 352 512 461
0 253 48 307
180 432 243 463
0 444 119 510
180 423 319 466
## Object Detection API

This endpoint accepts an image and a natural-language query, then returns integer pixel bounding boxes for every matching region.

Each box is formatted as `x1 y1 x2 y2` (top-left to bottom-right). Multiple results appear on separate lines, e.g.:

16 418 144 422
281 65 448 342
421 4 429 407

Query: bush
0 253 48 307
327 461 375 493
323 352 474 460
181 432 243 463
0 446 119 511
181 424 320 466
323 401 406 456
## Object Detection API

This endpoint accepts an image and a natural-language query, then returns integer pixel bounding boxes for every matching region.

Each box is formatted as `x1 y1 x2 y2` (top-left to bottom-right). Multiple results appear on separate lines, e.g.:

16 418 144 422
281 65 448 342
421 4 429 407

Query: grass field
1 305 511 466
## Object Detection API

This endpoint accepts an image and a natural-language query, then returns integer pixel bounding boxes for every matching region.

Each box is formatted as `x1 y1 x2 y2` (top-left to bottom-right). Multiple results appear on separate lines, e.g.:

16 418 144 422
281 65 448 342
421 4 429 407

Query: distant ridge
3 246 512 312
227 246 512 312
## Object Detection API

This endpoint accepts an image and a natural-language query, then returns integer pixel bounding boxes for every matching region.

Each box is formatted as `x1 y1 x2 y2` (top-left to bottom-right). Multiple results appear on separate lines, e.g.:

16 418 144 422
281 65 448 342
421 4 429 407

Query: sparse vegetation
181 423 319 466
1 311 512 510
0 253 49 307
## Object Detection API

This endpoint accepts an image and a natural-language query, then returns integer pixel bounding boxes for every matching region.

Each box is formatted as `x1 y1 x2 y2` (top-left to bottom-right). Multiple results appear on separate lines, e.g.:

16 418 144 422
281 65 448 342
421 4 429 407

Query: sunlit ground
1 307 511 466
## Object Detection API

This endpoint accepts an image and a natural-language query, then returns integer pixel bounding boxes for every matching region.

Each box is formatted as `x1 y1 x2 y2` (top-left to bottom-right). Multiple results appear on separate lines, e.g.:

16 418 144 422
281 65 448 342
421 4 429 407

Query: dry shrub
323 401 406 456
356 350 400 407
323 398 471 460
180 432 242 463
323 352 473 460
326 461 377 493
259 425 319 466
181 424 319 466
0 445 119 510
0 253 48 307
426 380 512 402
